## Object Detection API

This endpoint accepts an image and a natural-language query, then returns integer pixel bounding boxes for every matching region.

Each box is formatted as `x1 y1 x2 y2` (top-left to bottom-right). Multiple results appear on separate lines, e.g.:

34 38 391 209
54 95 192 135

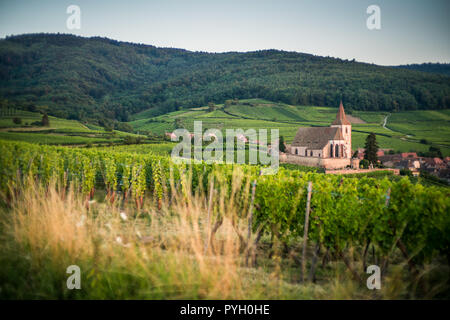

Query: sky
0 0 449 65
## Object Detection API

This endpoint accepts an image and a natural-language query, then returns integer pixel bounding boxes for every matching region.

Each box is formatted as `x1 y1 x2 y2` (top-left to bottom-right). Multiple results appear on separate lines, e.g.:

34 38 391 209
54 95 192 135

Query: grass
95 142 177 156
0 110 91 132
2 100 449 156
387 110 450 148
0 132 114 145
0 173 447 299
128 99 450 156
0 178 304 299
0 111 146 145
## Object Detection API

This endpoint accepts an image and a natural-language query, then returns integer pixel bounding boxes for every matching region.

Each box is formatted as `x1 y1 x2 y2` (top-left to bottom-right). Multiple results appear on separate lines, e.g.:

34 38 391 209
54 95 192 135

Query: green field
128 99 450 156
1 100 448 155
0 110 92 132
0 110 144 145
94 142 176 156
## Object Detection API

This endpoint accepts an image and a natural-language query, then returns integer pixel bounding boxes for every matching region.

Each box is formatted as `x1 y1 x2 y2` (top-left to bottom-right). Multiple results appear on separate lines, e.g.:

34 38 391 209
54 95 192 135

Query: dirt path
382 113 391 130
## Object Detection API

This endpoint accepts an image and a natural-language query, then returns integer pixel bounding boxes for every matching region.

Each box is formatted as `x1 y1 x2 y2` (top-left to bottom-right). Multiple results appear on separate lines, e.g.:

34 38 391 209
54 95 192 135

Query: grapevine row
0 139 449 266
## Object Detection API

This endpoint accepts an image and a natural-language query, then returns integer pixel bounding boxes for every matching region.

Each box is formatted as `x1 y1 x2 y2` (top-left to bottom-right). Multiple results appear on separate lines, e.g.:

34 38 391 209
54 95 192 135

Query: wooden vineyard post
302 181 312 282
245 179 257 266
385 187 391 207
308 242 320 283
381 187 391 275
203 177 215 255
247 179 257 242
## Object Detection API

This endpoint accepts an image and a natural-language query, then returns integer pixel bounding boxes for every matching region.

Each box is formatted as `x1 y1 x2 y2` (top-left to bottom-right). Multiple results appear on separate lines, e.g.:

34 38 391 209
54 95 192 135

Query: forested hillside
395 63 450 77
1 33 449 124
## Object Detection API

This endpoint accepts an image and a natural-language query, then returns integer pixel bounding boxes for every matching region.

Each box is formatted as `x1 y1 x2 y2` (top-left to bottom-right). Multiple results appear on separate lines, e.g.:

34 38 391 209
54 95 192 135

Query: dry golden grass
1 176 254 299
1 175 447 299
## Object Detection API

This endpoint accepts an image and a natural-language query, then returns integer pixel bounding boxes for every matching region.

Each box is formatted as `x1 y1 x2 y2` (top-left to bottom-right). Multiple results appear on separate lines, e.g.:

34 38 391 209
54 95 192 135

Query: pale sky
0 0 449 65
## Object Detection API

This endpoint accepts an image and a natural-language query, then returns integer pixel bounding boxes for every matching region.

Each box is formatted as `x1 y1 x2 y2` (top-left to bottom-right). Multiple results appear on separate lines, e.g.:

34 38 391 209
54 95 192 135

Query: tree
360 159 369 169
37 105 49 115
428 146 443 158
13 117 22 125
174 118 183 129
208 102 216 112
41 113 50 126
364 133 379 166
115 121 133 133
104 123 113 132
400 168 413 177
123 136 143 145
279 136 286 153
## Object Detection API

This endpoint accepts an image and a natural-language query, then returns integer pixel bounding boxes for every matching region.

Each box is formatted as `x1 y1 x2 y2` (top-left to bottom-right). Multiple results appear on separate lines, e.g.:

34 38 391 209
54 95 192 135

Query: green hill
0 109 144 145
1 33 449 125
129 99 450 156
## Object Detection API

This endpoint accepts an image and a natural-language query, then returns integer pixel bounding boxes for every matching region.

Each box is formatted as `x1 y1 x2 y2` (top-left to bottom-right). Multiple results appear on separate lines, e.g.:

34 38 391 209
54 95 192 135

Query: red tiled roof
424 157 444 165
401 152 418 158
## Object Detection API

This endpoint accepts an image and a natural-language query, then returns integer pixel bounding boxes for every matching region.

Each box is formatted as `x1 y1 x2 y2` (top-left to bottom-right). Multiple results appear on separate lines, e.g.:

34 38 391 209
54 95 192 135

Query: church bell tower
330 101 352 158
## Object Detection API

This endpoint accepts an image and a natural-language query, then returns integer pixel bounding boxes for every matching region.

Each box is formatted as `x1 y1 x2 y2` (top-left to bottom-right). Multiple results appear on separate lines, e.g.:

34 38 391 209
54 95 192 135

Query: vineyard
0 139 449 299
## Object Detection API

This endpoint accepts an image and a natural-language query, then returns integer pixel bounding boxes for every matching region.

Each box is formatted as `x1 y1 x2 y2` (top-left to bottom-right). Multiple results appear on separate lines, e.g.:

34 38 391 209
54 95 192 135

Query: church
282 102 359 169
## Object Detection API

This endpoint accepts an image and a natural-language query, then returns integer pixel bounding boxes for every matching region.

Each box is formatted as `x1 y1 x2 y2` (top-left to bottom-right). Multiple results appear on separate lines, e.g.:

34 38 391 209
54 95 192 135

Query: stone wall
320 158 351 169
280 154 322 167
280 154 351 169
325 168 400 175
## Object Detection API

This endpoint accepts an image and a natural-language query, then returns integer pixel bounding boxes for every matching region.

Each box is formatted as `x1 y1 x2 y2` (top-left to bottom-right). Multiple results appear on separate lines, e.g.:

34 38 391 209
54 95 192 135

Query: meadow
129 99 450 156
1 99 448 155
0 110 144 145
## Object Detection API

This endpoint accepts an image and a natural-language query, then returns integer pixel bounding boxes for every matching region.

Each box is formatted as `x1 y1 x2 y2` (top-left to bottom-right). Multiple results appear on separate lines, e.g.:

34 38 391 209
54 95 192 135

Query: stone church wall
280 154 322 167
280 154 351 169
319 158 351 169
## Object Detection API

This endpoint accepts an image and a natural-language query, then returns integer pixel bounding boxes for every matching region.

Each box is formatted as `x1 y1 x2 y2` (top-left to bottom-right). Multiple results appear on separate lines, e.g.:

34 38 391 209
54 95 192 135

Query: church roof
332 101 351 126
292 127 345 149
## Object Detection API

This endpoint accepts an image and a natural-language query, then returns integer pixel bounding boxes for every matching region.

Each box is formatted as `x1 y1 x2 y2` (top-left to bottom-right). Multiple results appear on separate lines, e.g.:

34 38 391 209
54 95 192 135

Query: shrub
360 159 369 169
41 113 50 126
31 120 43 126
123 136 143 145
12 117 22 125
400 168 413 176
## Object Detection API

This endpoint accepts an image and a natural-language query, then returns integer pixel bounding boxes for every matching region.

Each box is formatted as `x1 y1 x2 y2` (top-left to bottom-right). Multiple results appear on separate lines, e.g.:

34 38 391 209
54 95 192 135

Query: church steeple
332 101 351 126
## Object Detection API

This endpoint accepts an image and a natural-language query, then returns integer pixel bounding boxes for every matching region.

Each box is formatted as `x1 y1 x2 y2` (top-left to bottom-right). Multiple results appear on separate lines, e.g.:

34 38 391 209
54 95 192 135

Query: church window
310 151 313 157
335 144 339 157
305 149 307 156
330 144 333 157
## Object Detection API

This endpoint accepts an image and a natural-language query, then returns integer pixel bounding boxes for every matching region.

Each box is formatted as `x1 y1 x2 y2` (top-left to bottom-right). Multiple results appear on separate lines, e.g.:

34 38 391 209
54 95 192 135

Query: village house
379 152 450 182
395 159 421 176
356 148 389 160
282 102 359 169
